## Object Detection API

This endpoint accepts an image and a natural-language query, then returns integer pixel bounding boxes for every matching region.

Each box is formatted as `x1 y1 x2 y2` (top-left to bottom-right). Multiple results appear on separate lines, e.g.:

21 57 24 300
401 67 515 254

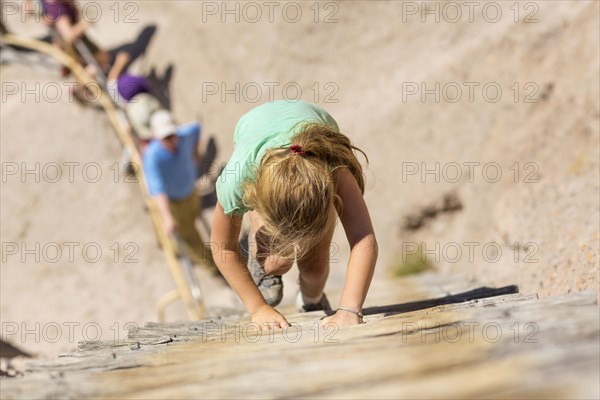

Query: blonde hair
243 123 367 260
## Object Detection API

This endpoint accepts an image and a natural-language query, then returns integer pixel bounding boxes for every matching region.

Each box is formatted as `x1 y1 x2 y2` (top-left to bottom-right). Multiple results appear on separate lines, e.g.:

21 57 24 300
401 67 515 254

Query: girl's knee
263 257 293 276
298 262 329 281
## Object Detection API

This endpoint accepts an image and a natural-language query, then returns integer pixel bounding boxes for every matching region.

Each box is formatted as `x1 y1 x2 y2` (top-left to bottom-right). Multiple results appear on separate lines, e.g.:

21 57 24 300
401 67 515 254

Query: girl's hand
251 304 290 330
321 309 363 328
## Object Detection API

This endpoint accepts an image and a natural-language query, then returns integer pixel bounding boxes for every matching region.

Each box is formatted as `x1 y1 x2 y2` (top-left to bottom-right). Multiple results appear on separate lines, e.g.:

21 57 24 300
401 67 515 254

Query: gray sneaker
296 292 332 313
248 256 283 306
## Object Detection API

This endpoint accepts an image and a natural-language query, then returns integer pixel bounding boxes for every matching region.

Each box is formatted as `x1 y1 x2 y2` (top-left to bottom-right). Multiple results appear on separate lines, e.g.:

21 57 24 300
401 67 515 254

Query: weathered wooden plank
1 281 597 400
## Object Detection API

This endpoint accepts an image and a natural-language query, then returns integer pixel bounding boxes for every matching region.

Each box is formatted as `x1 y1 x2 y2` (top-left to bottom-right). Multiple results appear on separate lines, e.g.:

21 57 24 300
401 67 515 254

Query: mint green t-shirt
216 100 339 216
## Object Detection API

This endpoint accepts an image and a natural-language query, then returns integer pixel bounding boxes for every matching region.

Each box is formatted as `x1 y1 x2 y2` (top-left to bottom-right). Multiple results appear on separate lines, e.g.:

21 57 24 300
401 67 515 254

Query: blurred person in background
111 73 160 145
41 0 130 80
125 91 161 151
117 81 160 177
143 110 218 274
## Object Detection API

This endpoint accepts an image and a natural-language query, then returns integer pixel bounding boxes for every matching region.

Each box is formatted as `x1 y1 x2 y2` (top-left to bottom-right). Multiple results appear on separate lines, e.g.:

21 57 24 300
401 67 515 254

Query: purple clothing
43 0 79 24
117 74 151 102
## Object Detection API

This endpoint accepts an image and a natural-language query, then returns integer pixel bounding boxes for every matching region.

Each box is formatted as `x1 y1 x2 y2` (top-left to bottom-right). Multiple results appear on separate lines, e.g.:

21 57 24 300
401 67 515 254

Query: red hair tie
290 144 305 156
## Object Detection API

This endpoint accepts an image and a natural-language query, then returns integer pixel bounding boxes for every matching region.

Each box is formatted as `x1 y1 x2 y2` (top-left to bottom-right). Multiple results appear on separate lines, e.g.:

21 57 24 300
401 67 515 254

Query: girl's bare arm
325 168 378 326
211 202 289 328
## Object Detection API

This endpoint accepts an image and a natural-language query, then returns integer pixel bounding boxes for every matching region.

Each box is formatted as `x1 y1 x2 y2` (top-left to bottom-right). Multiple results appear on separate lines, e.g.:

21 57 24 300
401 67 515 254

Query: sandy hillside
1 0 598 359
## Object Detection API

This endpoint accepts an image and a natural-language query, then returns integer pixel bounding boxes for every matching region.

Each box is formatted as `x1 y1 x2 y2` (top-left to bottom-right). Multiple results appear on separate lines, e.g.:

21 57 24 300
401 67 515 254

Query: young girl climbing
212 100 378 329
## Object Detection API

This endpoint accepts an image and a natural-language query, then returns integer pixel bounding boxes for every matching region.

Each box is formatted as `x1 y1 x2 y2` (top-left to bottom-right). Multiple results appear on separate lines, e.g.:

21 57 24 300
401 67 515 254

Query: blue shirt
143 123 200 200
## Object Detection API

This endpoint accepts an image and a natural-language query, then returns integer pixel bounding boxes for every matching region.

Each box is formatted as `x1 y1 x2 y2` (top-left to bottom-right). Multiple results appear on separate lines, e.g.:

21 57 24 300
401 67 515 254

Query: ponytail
243 123 367 259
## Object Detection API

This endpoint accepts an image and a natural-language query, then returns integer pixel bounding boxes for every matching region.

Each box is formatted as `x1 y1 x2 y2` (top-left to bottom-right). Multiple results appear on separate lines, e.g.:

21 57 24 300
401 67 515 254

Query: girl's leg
248 211 294 276
247 211 291 306
296 210 336 303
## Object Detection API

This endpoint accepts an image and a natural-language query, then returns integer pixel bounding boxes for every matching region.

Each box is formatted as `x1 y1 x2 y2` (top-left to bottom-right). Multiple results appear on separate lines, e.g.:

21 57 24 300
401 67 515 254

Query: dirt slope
1 1 598 359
